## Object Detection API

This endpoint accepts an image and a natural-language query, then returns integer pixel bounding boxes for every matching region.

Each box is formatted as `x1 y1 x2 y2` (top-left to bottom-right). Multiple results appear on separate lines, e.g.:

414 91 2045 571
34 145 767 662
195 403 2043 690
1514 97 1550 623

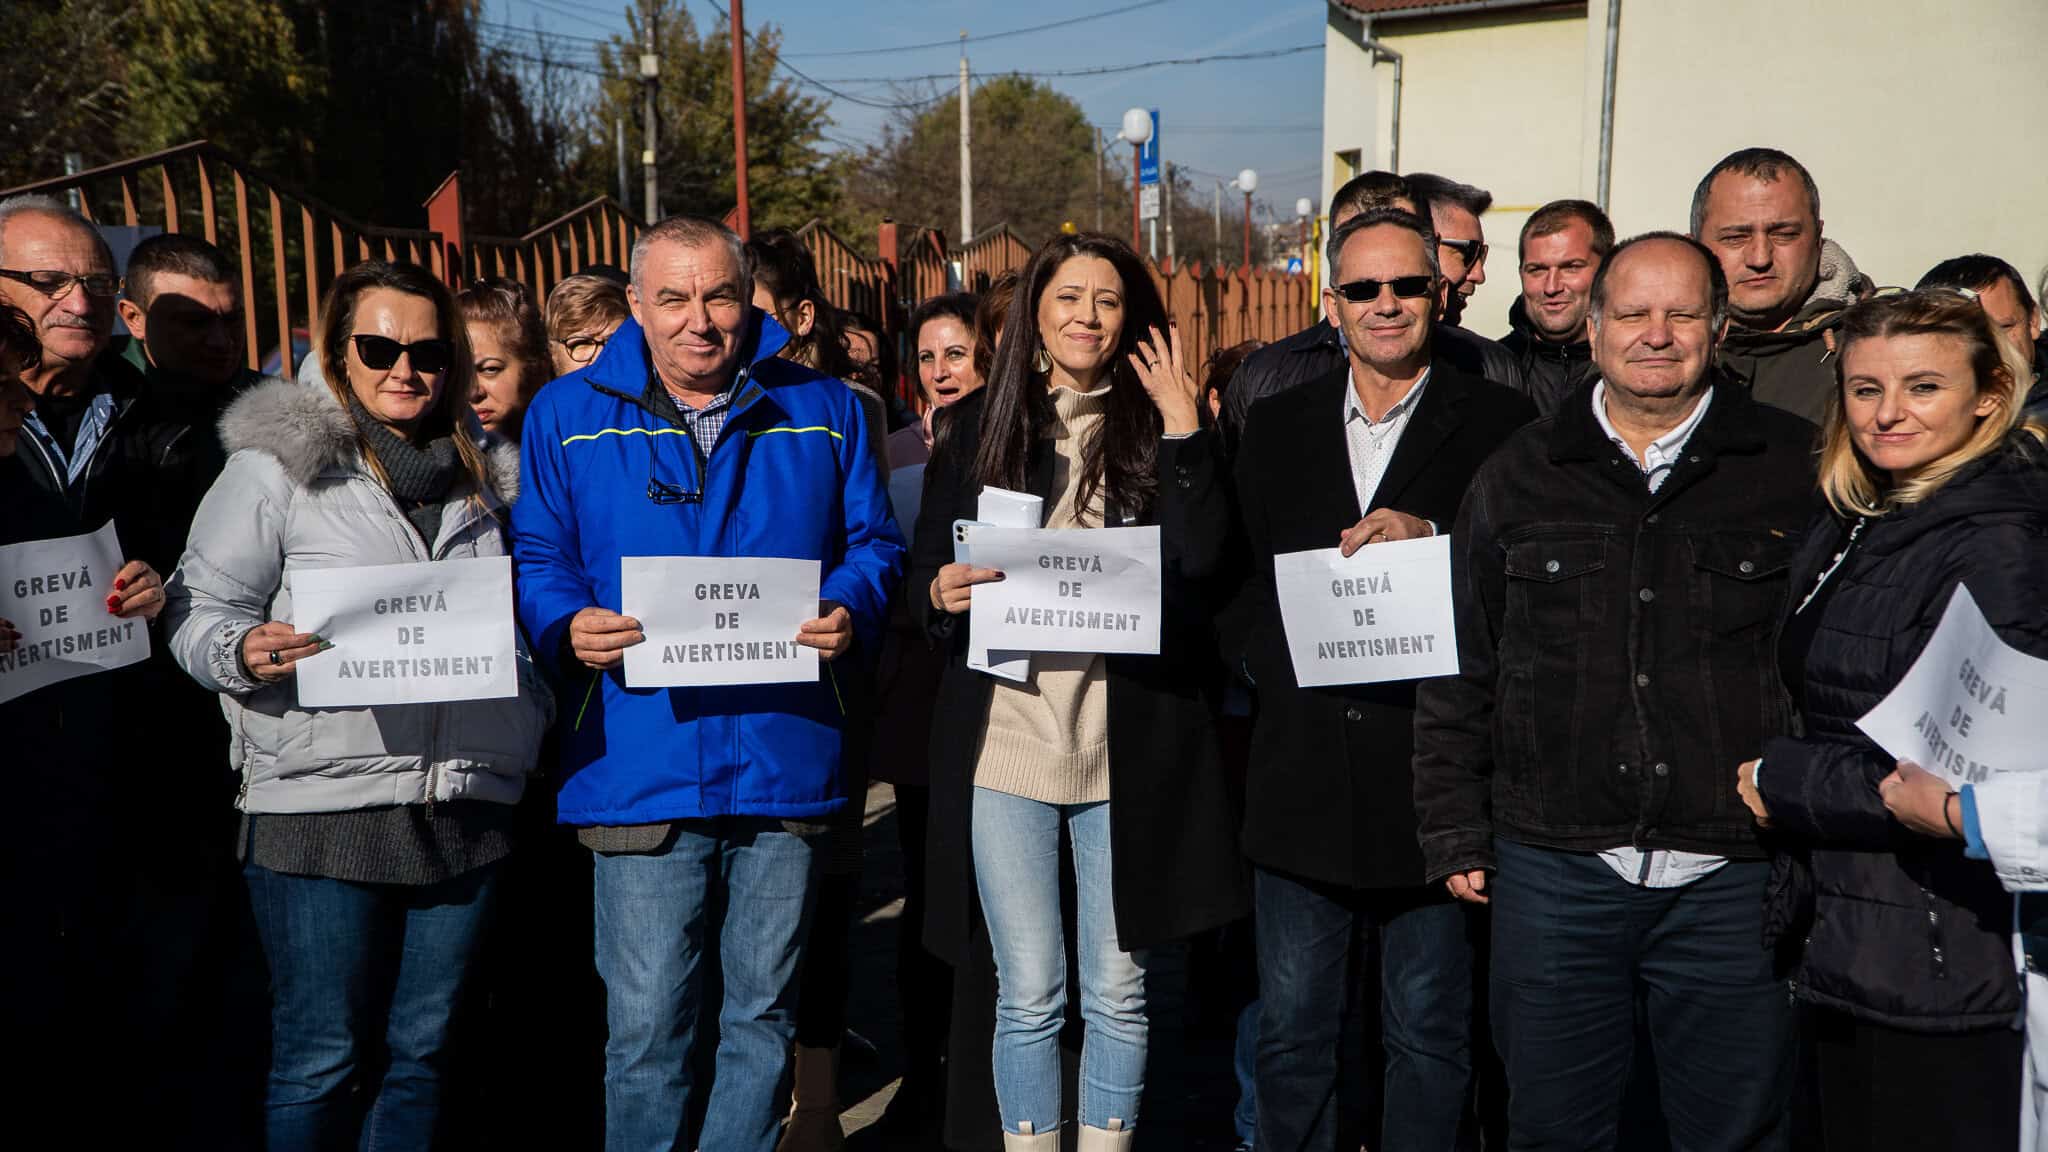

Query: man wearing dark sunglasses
511 214 904 1152
1232 205 1536 1152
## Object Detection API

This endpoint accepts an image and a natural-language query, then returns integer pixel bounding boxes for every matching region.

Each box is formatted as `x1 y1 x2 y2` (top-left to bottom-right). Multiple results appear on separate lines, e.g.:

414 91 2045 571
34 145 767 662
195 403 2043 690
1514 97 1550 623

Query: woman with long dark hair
1738 289 2048 1149
165 260 550 1149
911 232 1247 1150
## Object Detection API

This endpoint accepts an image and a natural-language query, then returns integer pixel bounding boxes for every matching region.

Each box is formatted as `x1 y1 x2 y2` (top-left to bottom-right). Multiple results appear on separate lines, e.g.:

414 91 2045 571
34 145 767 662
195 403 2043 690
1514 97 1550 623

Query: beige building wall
1326 0 2048 340
1374 7 1589 338
1606 0 2048 301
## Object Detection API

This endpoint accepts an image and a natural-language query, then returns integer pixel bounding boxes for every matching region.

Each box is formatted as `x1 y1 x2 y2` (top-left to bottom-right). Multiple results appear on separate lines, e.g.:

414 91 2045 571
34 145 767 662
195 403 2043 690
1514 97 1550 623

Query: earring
1032 347 1053 375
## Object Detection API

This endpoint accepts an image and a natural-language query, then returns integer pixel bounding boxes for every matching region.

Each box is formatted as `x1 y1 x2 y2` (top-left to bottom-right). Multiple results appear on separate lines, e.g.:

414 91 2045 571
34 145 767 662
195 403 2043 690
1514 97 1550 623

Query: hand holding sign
1879 761 1963 840
796 601 853 662
108 560 165 621
932 563 1004 615
1339 508 1432 556
570 607 645 670
241 622 327 683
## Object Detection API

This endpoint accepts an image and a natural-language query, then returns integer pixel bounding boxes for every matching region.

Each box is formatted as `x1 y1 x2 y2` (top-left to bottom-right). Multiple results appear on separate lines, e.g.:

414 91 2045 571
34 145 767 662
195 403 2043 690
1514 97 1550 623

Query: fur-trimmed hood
217 373 519 503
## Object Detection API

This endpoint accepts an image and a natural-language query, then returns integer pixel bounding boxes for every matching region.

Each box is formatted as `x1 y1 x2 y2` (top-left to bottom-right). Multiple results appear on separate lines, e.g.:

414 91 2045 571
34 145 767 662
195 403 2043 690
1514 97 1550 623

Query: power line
814 43 1320 85
783 0 1174 59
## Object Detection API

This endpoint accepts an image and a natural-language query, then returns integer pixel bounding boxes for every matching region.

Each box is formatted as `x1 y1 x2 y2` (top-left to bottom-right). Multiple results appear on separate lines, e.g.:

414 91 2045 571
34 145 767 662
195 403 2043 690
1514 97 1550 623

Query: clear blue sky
483 0 1328 225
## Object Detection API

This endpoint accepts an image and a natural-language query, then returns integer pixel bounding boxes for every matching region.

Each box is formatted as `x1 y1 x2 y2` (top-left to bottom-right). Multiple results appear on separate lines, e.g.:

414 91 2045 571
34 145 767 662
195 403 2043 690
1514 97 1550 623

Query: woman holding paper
1735 289 2048 1150
164 260 549 1150
911 232 1247 1151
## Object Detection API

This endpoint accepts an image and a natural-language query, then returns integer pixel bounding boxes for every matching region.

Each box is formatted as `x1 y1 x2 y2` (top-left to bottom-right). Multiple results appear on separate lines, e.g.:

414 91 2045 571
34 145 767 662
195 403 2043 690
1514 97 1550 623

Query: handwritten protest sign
291 556 518 707
1273 535 1458 687
621 556 820 688
969 525 1161 656
1857 584 2048 790
0 521 150 705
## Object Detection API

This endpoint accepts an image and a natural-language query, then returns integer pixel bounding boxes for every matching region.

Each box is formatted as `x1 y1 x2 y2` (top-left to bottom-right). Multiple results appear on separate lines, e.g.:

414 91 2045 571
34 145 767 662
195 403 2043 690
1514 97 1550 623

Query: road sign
1139 108 1160 186
1140 185 1161 221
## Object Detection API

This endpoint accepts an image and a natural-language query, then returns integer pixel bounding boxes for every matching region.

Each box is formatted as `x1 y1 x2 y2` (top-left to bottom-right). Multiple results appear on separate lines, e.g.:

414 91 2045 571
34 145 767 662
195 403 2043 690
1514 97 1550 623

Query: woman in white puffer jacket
165 259 550 1150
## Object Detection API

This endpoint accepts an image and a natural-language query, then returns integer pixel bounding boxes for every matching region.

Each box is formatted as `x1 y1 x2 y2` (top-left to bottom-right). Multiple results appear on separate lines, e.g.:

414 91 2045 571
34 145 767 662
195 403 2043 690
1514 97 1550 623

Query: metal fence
2 139 1313 388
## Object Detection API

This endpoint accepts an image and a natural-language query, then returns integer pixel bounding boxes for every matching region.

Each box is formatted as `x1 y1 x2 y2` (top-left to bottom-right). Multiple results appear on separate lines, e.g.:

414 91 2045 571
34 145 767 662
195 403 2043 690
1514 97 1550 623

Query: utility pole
1213 181 1222 266
1163 162 1175 267
1095 128 1104 232
730 0 752 238
615 118 628 205
641 8 659 221
958 40 973 245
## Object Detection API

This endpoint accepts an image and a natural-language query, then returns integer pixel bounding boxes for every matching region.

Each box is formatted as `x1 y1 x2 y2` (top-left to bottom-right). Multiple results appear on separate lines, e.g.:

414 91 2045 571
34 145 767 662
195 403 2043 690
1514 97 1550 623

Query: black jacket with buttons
1236 363 1535 889
1412 380 1819 882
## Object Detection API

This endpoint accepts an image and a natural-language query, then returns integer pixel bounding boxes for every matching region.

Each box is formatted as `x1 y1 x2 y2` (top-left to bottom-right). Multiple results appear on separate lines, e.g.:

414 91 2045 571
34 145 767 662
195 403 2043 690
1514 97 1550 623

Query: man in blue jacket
512 214 904 1152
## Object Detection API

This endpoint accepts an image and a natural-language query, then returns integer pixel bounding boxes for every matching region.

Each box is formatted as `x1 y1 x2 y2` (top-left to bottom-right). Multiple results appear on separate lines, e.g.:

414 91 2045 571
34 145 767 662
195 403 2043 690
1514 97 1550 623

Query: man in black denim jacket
1413 232 1818 1151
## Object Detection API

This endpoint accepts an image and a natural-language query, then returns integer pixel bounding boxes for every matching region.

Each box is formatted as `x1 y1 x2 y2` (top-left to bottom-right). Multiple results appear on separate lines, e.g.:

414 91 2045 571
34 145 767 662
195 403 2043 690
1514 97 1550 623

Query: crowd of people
1 139 2045 1152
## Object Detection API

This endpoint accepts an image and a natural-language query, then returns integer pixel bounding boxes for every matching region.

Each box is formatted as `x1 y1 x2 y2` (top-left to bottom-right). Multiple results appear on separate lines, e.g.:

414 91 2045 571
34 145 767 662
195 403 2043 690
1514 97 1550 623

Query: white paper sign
0 521 151 705
968 487 1042 682
1856 584 2048 790
621 556 821 688
969 525 1162 656
1273 535 1459 687
291 556 519 707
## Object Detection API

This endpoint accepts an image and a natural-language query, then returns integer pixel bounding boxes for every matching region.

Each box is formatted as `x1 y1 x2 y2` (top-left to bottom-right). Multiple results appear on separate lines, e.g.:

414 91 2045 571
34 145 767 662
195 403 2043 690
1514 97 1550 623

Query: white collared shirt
1589 380 1728 889
1343 368 1430 514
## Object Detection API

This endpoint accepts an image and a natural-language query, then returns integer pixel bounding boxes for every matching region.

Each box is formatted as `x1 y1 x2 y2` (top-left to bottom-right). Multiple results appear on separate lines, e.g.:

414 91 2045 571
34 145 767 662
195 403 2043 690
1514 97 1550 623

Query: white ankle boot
1002 1122 1061 1151
1076 1118 1136 1151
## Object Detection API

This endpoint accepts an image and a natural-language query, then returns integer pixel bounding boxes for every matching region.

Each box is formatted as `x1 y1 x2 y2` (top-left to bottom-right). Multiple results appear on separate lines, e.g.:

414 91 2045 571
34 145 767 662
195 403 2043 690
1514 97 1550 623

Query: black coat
1500 296 1596 417
1220 320 1520 451
911 389 1249 964
1236 364 1534 889
1760 434 2048 1033
1413 382 1819 880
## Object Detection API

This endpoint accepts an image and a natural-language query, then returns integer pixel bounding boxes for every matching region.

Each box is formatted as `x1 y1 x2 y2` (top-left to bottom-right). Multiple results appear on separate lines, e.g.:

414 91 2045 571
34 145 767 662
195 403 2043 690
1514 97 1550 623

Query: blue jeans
972 788 1149 1135
1488 838 1793 1152
244 860 500 1152
591 817 820 1152
1252 867 1475 1152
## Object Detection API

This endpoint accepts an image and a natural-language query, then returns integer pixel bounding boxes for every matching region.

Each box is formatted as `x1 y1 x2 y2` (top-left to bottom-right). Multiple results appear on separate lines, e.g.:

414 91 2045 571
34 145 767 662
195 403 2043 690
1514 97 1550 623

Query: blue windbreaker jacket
512 312 905 825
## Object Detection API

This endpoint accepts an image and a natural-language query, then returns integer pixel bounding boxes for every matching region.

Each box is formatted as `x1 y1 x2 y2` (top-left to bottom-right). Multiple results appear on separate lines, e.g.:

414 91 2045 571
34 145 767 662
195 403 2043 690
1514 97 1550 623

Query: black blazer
910 389 1250 964
1235 362 1536 889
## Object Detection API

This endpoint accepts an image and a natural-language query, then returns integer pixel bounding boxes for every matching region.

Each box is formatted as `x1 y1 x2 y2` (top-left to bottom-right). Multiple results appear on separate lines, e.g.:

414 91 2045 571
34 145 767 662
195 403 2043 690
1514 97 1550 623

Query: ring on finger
268 649 283 666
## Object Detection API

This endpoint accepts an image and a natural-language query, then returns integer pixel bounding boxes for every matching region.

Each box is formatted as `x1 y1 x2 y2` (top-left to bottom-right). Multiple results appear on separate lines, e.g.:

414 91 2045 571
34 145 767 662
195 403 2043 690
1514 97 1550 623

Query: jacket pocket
1687 533 1795 636
1502 536 1607 656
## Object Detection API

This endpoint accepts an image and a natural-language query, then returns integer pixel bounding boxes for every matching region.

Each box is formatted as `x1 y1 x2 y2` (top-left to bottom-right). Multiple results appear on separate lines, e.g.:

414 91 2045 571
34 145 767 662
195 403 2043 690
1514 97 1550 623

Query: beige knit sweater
972 384 1113 804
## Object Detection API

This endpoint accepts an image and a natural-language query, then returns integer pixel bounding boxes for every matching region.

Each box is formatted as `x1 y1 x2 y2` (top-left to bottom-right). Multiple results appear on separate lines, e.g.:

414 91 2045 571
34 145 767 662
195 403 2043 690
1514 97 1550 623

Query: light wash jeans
591 817 820 1152
972 787 1149 1135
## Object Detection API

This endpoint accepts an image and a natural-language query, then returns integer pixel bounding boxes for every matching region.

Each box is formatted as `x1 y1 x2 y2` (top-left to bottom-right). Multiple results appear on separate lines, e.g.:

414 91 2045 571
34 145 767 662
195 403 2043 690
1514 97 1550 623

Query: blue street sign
1286 256 1304 275
1139 108 1160 186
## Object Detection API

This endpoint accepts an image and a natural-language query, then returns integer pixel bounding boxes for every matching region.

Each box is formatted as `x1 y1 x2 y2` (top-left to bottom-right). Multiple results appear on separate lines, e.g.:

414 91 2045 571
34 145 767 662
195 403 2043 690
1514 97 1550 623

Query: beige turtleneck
972 383 1113 804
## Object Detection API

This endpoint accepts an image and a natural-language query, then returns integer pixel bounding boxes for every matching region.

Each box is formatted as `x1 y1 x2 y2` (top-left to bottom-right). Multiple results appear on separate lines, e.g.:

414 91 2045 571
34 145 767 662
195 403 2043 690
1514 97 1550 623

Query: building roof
1330 0 1564 18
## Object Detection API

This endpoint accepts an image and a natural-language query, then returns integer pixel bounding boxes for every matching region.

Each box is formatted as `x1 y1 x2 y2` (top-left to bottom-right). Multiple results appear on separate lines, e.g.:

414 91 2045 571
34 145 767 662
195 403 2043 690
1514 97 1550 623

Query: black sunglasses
1331 276 1435 303
351 334 454 374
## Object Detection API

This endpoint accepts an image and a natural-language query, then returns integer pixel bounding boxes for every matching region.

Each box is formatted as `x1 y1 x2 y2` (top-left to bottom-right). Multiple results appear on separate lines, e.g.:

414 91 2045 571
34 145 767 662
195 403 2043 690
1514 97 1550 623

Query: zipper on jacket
1928 895 1946 980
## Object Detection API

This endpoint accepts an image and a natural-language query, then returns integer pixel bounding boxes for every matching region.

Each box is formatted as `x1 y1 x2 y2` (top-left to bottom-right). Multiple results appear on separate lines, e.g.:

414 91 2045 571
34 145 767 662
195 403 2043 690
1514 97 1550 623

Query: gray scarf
349 397 462 545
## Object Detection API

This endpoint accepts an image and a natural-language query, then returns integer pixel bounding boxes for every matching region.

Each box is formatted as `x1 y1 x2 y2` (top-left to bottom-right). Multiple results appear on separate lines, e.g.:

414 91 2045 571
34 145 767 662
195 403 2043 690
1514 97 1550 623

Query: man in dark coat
1414 232 1817 1150
1500 199 1611 416
1915 252 2046 419
1238 206 1536 1152
1222 172 1520 450
1693 147 1870 425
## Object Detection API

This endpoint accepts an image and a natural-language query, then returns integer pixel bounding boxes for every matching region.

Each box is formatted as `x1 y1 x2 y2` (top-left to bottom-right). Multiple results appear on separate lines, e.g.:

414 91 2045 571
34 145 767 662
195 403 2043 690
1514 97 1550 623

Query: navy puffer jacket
1761 432 2048 1032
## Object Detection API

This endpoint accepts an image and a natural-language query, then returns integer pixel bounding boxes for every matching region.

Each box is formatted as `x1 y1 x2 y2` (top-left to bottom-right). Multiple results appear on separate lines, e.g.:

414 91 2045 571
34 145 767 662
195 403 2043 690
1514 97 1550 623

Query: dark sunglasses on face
1331 276 1436 303
0 268 122 301
351 333 454 374
1439 238 1489 265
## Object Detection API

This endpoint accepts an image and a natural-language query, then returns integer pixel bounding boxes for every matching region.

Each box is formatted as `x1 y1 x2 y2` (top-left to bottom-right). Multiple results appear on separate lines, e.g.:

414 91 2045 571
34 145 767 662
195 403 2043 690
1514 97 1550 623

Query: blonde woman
166 260 550 1149
1737 288 2048 1151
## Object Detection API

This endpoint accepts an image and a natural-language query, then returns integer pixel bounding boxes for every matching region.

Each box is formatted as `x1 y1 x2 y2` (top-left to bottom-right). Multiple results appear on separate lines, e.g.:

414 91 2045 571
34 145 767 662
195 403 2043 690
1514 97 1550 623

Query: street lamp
1232 168 1258 269
1296 196 1314 264
1117 107 1152 252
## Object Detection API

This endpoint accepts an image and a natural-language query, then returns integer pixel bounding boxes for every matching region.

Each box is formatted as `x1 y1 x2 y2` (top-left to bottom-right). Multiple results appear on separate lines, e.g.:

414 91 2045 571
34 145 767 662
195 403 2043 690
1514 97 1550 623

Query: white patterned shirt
1343 368 1430 514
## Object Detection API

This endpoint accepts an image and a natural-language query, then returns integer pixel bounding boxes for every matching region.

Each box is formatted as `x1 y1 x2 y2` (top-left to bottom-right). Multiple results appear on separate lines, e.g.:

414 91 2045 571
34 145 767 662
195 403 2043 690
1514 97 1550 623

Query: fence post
423 172 464 289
